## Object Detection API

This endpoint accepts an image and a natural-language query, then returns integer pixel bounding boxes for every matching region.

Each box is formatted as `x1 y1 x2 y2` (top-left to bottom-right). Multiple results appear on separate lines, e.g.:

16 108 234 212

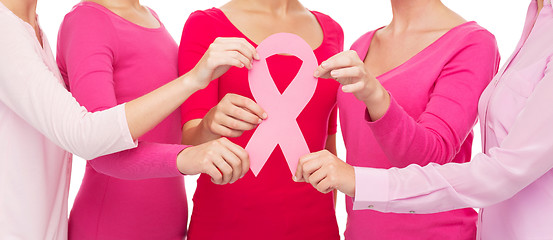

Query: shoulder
350 29 378 52
452 22 497 50
185 8 226 27
310 10 343 37
63 2 114 26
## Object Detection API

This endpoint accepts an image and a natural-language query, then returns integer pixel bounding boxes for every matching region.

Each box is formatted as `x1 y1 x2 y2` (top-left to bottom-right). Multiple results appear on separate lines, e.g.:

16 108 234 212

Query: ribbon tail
278 123 311 176
245 124 278 176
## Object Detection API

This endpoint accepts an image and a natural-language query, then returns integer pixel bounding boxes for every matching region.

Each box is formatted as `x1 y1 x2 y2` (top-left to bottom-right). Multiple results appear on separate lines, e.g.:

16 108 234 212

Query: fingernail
314 70 320 77
255 53 260 60
262 113 268 119
240 63 245 68
321 62 329 68
258 119 262 124
293 176 298 182
331 70 339 78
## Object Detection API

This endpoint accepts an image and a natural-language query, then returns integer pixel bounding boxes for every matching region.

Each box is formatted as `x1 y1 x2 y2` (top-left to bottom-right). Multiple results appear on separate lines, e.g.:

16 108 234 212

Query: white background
37 0 528 238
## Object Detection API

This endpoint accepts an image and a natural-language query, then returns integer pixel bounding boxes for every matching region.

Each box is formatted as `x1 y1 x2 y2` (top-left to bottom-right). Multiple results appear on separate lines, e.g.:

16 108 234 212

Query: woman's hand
186 37 259 90
294 150 355 197
314 50 390 121
177 137 250 184
201 93 267 138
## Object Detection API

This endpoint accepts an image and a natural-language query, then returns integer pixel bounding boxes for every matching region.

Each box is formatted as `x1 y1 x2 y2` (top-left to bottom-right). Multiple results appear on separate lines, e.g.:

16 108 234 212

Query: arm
0 14 135 160
179 12 265 146
353 58 553 213
59 7 255 180
317 31 499 167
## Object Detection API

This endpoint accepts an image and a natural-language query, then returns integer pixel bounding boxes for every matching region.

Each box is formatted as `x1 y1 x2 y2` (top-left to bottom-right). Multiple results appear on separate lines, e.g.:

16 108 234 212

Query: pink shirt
0 2 136 240
179 9 342 240
338 23 499 239
57 3 187 239
353 1 553 239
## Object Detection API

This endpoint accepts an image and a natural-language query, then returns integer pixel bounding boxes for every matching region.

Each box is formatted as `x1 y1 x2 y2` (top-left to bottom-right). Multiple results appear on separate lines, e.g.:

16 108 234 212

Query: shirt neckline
359 21 477 79
210 7 328 53
79 1 164 32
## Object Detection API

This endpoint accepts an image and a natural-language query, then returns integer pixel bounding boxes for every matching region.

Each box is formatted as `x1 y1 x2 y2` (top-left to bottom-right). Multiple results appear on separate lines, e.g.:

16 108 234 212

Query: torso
339 21 499 239
58 2 186 239
178 7 343 240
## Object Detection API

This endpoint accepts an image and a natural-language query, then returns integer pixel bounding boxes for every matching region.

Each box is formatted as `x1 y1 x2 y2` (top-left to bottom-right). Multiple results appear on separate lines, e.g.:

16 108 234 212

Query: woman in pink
297 0 553 239
57 1 257 239
295 0 499 239
179 0 343 239
1 0 253 239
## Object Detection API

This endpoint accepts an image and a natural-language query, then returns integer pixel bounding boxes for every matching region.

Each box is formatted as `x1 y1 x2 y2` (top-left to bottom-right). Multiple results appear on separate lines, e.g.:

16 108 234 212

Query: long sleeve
58 5 184 180
0 12 136 160
366 30 499 167
353 58 553 213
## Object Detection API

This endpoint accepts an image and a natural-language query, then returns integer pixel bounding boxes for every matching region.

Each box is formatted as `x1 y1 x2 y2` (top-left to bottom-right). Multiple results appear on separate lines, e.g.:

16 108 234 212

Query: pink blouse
339 22 499 239
353 1 553 239
57 3 187 239
0 2 136 240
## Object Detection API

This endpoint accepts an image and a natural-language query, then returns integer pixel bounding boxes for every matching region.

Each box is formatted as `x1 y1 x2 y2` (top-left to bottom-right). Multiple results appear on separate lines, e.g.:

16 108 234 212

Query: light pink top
0 2 136 240
57 3 187 239
338 22 499 239
353 1 553 239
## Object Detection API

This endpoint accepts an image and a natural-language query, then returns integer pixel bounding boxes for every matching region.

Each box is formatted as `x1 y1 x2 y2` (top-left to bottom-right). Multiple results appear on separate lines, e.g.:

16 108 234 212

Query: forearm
125 73 202 140
181 119 220 145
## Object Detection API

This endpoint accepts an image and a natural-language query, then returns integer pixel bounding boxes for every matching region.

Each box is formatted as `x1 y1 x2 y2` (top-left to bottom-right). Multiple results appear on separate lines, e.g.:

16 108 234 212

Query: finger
307 167 327 187
212 155 234 184
226 50 253 69
341 81 365 93
219 146 242 184
330 66 364 84
229 95 267 120
314 51 360 78
295 153 313 182
316 178 334 194
204 164 223 185
223 103 263 126
210 122 244 138
220 39 258 62
219 114 258 131
301 157 324 183
219 138 250 177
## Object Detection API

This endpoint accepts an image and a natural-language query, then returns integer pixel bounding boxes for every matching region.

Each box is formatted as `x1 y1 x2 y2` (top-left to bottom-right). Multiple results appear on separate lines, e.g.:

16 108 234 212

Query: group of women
0 0 551 239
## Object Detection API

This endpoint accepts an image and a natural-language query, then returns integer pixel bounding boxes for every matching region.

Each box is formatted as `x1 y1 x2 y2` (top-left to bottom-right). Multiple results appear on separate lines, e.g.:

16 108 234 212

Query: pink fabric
57 2 187 239
179 9 342 240
338 22 499 239
352 1 553 239
0 2 136 239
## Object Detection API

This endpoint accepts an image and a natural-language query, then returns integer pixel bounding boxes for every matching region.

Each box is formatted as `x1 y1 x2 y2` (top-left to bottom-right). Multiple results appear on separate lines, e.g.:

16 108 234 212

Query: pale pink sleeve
0 11 136 160
366 30 500 167
58 6 184 180
353 58 553 213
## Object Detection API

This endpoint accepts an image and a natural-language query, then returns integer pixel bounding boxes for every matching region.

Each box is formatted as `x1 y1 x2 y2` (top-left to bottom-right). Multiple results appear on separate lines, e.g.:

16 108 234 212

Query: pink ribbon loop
246 33 318 176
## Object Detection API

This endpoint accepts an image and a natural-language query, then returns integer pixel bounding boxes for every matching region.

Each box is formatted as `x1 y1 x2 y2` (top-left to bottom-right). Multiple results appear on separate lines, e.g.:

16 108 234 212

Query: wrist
363 87 390 121
181 71 204 93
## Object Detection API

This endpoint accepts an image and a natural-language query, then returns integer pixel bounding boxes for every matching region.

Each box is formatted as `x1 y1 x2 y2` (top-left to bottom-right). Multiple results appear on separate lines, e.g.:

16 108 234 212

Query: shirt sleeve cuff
116 103 138 148
364 94 405 137
161 144 190 176
353 166 390 211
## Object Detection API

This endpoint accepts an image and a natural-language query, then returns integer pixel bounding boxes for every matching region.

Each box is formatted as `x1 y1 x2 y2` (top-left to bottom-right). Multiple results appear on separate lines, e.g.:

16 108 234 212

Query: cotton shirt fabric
0 2 136 240
353 1 553 239
56 2 187 239
179 8 342 240
339 22 499 239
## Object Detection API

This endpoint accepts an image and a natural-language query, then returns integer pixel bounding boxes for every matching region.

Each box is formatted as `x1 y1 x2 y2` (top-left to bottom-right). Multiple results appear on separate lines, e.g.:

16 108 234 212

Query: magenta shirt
338 22 500 239
353 1 553 239
57 2 187 239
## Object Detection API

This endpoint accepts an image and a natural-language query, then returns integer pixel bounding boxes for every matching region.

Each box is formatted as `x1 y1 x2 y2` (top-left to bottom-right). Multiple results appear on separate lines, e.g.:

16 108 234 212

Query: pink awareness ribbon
246 33 318 177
